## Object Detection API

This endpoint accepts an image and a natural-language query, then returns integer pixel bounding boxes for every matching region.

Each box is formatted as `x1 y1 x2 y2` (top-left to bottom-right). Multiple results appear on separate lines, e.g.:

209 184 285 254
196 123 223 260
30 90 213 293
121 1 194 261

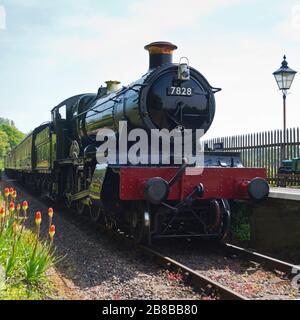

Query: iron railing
205 128 300 186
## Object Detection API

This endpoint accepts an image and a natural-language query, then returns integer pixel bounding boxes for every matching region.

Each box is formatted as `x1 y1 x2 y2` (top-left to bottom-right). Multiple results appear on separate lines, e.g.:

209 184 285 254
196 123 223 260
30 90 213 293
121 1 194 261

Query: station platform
269 187 300 202
251 187 300 262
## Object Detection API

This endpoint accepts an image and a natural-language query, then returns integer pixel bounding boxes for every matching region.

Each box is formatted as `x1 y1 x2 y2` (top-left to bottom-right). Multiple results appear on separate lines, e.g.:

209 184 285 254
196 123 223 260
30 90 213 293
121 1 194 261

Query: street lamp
273 55 297 160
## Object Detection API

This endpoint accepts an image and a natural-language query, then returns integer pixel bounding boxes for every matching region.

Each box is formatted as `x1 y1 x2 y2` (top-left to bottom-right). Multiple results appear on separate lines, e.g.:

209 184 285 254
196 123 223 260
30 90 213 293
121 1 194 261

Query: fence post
204 128 300 185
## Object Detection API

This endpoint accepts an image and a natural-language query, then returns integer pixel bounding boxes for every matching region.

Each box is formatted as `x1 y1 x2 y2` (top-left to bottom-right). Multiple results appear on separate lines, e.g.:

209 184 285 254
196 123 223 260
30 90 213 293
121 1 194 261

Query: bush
0 188 60 299
230 202 251 241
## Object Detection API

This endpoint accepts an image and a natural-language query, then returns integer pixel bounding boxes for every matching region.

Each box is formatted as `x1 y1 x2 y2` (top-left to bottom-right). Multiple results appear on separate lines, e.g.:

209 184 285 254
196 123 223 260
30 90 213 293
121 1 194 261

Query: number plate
167 87 193 96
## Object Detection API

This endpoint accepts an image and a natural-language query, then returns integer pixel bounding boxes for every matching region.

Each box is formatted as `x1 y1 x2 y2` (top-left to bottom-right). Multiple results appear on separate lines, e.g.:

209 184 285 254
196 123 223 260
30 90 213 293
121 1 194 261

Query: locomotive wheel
130 203 151 245
35 178 41 194
104 212 116 230
75 201 86 215
211 199 231 243
41 178 50 199
64 195 73 209
64 168 74 209
208 200 222 232
89 206 101 222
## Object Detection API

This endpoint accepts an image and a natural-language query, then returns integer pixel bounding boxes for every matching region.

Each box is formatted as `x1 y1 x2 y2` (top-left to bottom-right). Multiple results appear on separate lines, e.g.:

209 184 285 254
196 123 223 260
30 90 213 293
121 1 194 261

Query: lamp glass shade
273 56 297 91
274 71 296 90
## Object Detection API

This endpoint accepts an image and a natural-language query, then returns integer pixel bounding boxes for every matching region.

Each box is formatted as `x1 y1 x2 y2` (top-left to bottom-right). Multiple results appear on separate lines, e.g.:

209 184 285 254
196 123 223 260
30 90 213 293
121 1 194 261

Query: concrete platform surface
269 187 300 201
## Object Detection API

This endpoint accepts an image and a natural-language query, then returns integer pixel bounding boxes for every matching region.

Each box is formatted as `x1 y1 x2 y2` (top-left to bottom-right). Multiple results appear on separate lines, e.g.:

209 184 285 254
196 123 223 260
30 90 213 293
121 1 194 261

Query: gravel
0 176 206 300
2 175 299 300
157 244 300 300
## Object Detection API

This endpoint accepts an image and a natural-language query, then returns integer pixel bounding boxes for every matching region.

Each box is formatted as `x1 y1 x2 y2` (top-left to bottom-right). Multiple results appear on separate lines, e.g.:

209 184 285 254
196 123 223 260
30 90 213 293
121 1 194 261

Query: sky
0 0 299 139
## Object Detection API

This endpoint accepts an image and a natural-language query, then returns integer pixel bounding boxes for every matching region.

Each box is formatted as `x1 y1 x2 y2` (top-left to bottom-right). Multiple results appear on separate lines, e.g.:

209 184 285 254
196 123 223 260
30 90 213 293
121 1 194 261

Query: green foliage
0 191 60 299
0 130 9 158
0 123 25 150
231 203 251 241
25 241 60 283
0 118 25 169
0 118 15 127
0 279 55 300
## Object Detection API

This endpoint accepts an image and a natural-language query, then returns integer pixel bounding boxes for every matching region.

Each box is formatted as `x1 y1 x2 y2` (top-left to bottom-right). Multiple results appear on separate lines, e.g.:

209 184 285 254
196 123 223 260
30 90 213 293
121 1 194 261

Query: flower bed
0 187 60 299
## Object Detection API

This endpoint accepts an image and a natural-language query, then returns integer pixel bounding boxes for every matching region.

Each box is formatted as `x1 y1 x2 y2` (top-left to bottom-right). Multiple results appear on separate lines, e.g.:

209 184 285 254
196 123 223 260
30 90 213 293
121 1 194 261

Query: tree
0 117 14 127
0 129 9 157
0 123 25 149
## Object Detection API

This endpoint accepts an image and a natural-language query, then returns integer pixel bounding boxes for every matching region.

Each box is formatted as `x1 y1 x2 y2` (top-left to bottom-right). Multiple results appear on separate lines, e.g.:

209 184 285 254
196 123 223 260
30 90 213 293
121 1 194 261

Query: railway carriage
5 42 269 244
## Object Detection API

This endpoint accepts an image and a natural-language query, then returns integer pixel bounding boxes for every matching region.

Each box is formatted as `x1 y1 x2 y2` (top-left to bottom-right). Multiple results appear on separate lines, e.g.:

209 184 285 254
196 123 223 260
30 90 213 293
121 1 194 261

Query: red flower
4 188 9 197
12 190 17 199
166 271 183 282
48 208 54 218
9 187 14 195
0 207 4 217
49 225 56 239
9 202 15 212
22 200 28 210
17 203 21 211
35 211 42 225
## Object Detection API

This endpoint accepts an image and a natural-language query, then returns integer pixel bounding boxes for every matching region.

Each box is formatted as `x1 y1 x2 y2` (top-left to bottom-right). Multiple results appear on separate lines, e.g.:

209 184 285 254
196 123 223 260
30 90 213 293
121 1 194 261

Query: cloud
129 0 240 29
277 2 300 40
292 3 300 28
60 0 240 30
38 0 242 78
1 0 299 138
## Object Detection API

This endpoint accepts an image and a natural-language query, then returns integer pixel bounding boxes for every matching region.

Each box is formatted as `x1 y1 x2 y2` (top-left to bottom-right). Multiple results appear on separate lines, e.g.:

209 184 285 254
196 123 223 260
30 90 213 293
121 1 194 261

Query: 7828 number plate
167 87 193 96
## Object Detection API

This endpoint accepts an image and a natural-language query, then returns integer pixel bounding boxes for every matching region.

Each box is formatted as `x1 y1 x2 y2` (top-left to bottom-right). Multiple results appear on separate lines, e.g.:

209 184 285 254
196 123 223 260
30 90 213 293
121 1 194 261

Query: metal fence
205 127 300 186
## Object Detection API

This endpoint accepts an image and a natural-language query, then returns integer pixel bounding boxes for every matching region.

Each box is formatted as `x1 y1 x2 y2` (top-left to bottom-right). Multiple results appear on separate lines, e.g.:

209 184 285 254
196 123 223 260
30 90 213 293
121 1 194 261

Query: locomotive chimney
144 41 177 70
105 80 121 94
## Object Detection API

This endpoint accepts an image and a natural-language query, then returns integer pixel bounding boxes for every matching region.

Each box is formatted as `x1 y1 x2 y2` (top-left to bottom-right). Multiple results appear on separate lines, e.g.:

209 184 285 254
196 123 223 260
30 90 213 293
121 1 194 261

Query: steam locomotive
5 42 269 244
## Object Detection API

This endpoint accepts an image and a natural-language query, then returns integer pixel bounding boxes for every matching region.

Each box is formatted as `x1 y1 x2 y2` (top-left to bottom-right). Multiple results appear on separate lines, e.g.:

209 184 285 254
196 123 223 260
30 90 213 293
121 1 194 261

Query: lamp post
273 55 297 160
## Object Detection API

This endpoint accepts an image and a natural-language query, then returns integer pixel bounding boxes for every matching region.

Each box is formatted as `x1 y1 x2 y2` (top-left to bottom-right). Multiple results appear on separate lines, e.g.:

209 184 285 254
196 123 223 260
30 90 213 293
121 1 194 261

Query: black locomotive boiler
5 42 269 244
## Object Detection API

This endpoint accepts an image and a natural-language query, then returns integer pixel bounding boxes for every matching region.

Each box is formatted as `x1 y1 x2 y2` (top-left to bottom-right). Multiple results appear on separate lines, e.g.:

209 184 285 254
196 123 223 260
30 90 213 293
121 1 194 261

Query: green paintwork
51 133 56 168
5 134 32 171
282 158 300 173
5 124 58 172
88 163 108 200
35 126 51 170
292 158 300 173
282 160 293 168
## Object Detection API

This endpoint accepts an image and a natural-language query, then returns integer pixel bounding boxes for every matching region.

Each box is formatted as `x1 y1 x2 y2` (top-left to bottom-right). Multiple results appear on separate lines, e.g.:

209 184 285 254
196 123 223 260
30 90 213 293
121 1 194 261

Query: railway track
223 243 300 275
133 242 300 300
3 176 300 300
101 226 300 300
78 218 246 299
136 244 247 300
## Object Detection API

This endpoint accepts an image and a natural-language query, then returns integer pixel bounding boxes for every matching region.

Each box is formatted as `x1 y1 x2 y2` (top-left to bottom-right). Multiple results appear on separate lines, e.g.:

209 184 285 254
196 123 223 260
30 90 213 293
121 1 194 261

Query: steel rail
99 227 248 300
137 244 248 300
4 175 297 300
224 243 300 275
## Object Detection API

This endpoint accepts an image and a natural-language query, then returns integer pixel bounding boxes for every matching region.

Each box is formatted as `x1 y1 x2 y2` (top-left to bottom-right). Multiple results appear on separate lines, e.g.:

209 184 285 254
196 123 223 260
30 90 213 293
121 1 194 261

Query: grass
0 189 61 300
0 275 56 300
